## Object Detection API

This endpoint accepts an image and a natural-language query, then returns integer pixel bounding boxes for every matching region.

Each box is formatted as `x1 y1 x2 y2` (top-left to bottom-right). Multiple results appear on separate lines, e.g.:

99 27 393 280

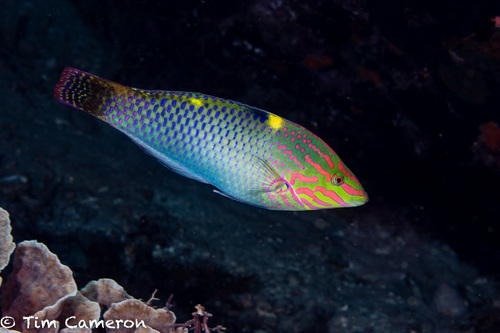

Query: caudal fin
54 68 117 117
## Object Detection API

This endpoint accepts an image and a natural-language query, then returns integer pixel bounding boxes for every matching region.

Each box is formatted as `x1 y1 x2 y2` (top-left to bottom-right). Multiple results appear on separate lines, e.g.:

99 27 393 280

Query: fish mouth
349 193 369 207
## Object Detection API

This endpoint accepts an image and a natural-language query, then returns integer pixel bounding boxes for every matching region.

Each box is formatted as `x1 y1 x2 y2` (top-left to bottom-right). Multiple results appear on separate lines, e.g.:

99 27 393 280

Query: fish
54 68 368 210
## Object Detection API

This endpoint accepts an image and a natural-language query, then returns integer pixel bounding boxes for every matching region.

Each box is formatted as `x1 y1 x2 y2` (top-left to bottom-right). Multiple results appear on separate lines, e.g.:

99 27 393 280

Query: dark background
1 0 499 332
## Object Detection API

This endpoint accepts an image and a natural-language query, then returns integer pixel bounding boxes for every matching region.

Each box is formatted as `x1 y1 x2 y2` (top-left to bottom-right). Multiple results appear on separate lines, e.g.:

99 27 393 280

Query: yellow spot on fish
110 82 130 97
268 114 284 130
189 97 204 107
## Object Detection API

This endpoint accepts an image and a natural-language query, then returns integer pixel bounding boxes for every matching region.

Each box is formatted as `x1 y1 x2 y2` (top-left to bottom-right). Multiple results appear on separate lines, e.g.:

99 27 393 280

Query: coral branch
146 288 160 306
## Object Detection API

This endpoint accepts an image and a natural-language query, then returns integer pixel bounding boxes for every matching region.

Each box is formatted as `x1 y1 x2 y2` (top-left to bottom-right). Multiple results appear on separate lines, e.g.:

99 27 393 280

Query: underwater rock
1 241 77 331
25 292 100 333
0 208 15 287
0 328 20 333
0 208 220 333
81 279 132 308
59 329 91 333
103 299 176 333
432 283 467 317
473 121 500 171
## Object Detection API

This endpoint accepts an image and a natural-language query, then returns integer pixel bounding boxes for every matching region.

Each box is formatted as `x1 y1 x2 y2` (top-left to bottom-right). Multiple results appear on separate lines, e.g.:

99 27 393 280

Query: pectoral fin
248 158 289 194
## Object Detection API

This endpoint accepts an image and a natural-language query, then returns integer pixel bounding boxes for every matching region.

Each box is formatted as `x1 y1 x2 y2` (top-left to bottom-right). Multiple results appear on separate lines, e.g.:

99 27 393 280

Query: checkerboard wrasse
54 68 368 210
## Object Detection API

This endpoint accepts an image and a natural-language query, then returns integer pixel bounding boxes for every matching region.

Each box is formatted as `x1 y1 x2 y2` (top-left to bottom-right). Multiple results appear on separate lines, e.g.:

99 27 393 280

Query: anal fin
119 129 209 184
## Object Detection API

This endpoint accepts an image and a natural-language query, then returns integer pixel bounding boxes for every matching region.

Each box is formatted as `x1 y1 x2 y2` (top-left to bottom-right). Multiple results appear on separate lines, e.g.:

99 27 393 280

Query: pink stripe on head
305 155 330 182
311 145 335 169
342 183 366 197
295 187 333 207
338 161 354 179
323 154 334 169
281 171 304 208
300 197 317 210
289 188 305 208
289 173 319 185
314 186 350 207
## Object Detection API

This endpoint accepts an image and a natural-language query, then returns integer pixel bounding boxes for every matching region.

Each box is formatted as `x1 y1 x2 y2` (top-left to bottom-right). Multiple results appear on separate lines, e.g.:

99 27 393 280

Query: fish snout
349 192 369 207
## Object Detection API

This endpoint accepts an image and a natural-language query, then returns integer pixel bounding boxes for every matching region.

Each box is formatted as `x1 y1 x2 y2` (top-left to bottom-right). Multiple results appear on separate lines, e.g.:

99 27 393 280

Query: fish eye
332 174 344 186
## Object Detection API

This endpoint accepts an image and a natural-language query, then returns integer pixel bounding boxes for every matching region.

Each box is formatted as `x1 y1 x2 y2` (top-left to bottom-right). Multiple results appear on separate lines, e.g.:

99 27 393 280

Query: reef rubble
0 207 221 333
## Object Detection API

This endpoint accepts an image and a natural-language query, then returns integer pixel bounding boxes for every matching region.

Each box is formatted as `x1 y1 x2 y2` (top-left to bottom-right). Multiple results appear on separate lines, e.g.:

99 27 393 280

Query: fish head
288 145 368 210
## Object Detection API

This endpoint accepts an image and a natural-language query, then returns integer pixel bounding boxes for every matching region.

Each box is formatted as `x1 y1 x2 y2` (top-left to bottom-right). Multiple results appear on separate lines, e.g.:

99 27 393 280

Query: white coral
0 207 16 287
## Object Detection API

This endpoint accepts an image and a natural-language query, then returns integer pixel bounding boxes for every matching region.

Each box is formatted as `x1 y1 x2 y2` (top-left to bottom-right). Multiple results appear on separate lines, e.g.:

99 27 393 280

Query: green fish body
54 68 368 210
